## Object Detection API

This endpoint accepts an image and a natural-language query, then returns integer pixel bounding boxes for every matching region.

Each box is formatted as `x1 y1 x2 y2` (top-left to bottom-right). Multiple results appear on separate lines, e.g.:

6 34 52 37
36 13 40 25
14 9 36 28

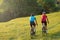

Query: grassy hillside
0 12 60 40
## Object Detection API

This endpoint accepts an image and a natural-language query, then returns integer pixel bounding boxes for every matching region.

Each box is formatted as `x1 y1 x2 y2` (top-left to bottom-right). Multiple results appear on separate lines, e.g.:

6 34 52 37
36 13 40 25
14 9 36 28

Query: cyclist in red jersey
41 12 49 33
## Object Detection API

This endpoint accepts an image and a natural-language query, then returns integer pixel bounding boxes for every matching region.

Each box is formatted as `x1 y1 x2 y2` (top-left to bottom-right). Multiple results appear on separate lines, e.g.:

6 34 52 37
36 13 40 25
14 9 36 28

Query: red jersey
41 14 47 22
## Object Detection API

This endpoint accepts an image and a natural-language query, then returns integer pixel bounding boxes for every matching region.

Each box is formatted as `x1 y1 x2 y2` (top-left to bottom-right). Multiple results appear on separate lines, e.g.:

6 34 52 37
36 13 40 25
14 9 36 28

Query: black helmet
31 13 34 16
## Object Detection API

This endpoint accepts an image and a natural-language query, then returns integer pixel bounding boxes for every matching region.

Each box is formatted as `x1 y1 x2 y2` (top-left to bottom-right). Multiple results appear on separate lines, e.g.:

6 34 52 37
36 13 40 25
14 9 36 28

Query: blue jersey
30 16 36 22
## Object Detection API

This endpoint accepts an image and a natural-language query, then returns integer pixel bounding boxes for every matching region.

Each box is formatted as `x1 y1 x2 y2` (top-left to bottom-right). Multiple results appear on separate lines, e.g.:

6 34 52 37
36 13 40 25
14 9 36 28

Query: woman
41 12 49 33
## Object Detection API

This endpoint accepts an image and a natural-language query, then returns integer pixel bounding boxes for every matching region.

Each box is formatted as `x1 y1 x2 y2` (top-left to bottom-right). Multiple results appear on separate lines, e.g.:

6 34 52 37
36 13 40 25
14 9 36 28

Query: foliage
37 0 58 12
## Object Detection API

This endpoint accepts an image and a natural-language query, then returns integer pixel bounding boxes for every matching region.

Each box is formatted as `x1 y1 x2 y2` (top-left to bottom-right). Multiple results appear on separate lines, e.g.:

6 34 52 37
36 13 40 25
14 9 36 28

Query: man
29 13 38 35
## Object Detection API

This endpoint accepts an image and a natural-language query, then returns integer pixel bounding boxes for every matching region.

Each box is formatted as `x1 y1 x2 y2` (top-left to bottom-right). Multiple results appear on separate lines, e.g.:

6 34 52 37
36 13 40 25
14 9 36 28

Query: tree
37 0 56 12
0 0 39 22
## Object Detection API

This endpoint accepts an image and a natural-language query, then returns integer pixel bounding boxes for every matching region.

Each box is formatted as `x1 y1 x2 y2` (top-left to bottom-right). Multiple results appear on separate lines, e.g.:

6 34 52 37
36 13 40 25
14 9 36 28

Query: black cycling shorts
30 21 36 27
42 21 47 26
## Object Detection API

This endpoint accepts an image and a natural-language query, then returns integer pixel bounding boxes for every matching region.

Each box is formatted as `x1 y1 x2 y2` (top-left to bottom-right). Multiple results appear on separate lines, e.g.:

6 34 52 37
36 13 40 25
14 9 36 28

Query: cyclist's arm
35 17 38 25
47 16 49 24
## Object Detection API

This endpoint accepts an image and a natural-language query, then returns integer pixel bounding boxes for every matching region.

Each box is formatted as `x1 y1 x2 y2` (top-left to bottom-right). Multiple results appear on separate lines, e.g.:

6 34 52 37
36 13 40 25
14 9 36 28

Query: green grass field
0 12 60 40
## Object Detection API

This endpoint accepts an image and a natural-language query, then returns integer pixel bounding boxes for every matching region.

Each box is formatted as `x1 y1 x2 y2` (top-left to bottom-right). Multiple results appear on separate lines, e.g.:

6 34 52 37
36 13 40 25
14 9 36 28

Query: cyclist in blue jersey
29 14 38 35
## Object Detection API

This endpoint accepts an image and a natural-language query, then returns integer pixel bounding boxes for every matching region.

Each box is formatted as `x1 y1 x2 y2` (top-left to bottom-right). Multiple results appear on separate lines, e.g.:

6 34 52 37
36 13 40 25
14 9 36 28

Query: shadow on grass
30 31 60 40
49 32 60 39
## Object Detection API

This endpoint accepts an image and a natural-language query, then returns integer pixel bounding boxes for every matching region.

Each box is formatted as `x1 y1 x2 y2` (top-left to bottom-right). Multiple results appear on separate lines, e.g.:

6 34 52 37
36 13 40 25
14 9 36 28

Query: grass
0 12 60 40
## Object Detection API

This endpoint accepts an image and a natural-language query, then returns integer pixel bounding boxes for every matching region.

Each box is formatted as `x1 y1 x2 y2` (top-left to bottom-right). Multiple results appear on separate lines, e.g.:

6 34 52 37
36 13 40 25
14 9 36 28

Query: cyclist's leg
30 22 36 35
31 26 35 35
30 22 33 35
45 22 47 33
32 22 36 35
42 23 45 32
42 22 47 33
